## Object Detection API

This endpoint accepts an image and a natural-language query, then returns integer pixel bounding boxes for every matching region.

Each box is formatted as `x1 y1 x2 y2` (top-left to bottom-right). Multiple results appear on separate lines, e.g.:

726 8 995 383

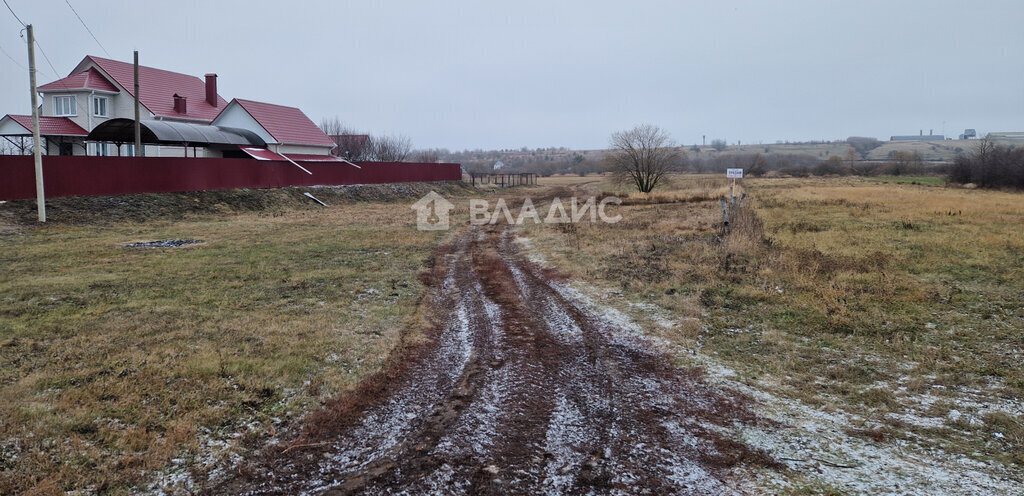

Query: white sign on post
726 168 744 179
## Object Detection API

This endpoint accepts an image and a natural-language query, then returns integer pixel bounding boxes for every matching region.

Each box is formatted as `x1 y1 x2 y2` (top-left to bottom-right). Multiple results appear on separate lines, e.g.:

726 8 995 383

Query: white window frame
92 96 108 118
89 142 110 157
53 95 77 117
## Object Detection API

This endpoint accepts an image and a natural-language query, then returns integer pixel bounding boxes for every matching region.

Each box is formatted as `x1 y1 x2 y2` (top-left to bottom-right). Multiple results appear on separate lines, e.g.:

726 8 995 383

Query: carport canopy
86 118 265 147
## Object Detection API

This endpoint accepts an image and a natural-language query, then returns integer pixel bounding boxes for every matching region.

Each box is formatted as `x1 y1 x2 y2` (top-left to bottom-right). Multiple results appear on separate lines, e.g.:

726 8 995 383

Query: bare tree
319 117 372 160
369 134 413 162
710 139 727 152
746 152 768 177
606 124 682 193
886 150 922 176
319 116 345 137
333 135 371 161
846 136 882 159
0 139 18 155
413 148 442 163
0 136 33 155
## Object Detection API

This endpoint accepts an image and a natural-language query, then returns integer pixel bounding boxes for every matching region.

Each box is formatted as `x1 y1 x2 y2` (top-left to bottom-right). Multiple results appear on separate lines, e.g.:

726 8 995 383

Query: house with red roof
211 99 336 158
1 55 335 159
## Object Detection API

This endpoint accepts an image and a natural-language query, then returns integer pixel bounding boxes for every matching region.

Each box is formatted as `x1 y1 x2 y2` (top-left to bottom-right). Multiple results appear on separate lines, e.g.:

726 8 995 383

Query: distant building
985 132 1024 140
958 129 977 140
493 161 504 170
329 134 370 159
890 130 944 142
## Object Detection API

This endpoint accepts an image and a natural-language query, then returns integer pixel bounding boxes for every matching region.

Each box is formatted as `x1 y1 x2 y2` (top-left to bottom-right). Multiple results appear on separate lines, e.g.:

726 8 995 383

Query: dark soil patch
123 239 204 248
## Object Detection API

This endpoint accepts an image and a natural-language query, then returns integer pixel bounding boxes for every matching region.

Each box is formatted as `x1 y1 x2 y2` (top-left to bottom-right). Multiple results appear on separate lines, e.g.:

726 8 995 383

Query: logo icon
411 191 455 231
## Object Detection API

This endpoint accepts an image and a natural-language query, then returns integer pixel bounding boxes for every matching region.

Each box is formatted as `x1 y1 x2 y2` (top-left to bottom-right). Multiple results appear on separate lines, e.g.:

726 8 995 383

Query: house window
89 142 110 156
92 96 108 118
53 95 76 116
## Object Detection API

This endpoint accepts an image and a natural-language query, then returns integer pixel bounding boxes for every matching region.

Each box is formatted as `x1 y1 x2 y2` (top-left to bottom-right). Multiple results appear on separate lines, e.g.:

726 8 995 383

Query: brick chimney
173 93 187 114
205 73 218 107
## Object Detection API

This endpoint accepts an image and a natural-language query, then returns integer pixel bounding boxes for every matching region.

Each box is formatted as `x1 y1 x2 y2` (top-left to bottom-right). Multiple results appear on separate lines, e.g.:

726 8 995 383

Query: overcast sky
1 0 1021 150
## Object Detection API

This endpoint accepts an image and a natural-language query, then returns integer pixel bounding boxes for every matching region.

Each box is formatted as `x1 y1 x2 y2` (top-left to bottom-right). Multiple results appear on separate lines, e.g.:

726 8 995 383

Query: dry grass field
695 139 980 162
0 187 473 495
520 174 1023 491
1 176 1020 494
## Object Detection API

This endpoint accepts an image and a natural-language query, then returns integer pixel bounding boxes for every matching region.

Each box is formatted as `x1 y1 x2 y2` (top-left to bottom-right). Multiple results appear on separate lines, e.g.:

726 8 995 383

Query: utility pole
27 24 45 222
134 50 141 156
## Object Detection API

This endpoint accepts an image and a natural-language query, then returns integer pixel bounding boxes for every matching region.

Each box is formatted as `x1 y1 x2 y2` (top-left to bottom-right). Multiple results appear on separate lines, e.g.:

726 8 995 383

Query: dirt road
226 225 775 494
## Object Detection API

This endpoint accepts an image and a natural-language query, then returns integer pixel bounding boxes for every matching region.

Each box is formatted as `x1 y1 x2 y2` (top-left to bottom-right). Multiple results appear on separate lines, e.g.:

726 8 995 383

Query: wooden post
720 198 730 235
27 25 45 222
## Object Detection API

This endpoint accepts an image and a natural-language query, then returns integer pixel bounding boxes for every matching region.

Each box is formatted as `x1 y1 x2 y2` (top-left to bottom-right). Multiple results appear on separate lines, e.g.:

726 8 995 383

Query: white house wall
42 92 91 132
40 91 155 130
0 116 28 136
273 143 335 156
210 103 275 145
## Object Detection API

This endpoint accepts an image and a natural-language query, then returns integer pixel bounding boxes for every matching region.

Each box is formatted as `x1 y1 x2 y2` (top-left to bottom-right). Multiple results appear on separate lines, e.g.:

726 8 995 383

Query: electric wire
0 38 24 69
2 0 25 27
64 0 110 56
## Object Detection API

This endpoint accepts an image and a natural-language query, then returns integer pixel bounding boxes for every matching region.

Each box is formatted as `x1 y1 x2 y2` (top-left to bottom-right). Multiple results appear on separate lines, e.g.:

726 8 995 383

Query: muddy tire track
221 225 777 495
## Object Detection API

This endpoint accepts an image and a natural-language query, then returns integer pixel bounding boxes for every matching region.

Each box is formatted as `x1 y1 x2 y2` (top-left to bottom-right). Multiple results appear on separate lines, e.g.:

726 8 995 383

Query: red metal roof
239 147 285 161
3 114 88 136
81 55 227 122
37 67 119 93
226 99 335 147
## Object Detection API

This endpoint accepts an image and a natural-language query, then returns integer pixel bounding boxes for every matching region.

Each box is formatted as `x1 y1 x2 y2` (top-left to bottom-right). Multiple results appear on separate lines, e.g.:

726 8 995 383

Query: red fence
0 156 462 201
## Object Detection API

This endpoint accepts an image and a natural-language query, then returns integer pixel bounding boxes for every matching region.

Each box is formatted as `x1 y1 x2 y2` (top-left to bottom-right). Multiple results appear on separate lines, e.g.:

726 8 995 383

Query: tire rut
222 224 777 495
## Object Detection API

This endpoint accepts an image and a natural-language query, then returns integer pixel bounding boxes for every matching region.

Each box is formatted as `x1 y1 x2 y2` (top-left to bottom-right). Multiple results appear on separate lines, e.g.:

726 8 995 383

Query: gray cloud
1 0 1021 150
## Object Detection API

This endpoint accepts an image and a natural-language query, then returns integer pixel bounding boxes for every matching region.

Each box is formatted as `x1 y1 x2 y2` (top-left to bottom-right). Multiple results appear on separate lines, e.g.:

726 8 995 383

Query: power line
64 0 109 57
34 38 93 118
0 38 25 70
2 0 25 27
3 0 102 147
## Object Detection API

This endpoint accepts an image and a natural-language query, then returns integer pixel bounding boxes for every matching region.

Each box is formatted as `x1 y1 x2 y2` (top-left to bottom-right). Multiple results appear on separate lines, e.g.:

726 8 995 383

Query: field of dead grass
2 175 1019 494
518 174 1024 488
0 189 468 495
536 173 610 188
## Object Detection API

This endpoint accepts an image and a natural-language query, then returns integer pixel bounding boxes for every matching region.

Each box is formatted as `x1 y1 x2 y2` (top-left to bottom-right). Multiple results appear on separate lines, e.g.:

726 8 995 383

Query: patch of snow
540 391 591 495
515 246 1024 495
514 236 549 266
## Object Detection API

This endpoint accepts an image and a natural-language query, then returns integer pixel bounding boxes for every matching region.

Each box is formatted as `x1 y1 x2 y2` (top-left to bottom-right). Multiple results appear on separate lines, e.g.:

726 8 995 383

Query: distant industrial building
986 132 1024 140
958 129 977 140
890 130 945 141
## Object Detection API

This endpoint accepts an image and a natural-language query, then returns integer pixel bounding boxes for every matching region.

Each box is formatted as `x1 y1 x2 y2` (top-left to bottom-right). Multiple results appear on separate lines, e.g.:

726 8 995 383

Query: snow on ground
540 391 591 495
543 271 1023 495
433 286 509 459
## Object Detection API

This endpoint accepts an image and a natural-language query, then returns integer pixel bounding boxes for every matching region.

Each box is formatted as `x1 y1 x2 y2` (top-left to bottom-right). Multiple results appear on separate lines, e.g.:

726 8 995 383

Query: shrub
949 140 1024 189
847 136 883 159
